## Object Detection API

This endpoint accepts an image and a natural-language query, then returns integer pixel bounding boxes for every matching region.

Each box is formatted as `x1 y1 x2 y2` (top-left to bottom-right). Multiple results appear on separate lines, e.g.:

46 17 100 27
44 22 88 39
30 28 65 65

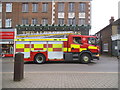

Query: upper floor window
42 3 48 12
79 3 86 12
58 3 64 12
58 18 64 25
32 3 38 12
32 18 38 25
5 19 12 27
41 18 48 26
79 18 85 25
22 3 28 12
0 3 2 12
22 18 28 25
6 3 12 12
68 18 75 25
0 19 2 28
69 2 74 12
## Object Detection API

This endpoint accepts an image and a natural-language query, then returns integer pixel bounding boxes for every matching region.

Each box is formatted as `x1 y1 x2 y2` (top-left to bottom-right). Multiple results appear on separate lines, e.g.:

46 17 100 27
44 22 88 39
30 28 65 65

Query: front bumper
93 54 99 60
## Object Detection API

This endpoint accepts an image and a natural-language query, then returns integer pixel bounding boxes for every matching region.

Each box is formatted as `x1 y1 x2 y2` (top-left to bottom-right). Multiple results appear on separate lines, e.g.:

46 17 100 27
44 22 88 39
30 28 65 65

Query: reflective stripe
80 48 87 52
88 46 97 49
53 44 62 48
34 44 43 48
68 48 71 52
24 48 30 52
16 44 24 48
48 48 53 52
43 48 47 51
71 44 80 48
15 39 67 41
63 48 67 52
31 48 34 51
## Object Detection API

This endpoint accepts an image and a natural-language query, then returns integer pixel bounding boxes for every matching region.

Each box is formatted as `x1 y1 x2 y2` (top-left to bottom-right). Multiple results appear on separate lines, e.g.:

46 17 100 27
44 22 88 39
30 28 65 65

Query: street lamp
72 17 76 33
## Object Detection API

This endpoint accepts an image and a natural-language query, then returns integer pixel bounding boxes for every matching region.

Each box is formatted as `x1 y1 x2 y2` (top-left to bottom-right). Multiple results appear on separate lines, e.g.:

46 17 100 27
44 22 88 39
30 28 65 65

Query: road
2 56 119 88
2 56 118 73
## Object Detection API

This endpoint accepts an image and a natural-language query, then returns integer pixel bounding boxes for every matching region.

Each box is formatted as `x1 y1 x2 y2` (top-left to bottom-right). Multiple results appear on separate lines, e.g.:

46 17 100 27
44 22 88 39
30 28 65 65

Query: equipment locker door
48 41 63 60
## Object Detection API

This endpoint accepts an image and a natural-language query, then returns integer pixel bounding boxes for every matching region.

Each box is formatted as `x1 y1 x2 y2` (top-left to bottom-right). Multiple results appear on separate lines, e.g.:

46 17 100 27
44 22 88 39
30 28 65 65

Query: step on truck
15 33 99 64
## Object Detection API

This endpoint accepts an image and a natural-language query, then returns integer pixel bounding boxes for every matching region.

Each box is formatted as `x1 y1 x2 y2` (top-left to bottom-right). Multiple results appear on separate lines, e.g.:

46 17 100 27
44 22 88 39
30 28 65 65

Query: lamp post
72 17 76 33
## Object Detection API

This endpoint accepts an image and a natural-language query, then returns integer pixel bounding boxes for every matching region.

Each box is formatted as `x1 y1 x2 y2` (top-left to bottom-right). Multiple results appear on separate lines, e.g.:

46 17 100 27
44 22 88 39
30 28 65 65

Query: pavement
1 55 119 89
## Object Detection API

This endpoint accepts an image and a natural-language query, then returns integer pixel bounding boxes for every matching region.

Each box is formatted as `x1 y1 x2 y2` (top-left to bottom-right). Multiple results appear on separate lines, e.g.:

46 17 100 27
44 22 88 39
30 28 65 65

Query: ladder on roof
16 31 74 38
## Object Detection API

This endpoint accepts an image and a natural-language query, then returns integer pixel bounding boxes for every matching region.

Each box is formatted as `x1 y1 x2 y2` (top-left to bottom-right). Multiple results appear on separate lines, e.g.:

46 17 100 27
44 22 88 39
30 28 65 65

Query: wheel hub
83 56 89 62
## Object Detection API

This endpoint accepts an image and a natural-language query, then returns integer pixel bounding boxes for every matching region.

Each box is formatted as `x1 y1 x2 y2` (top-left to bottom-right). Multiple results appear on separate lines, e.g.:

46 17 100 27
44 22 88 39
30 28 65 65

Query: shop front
0 29 15 57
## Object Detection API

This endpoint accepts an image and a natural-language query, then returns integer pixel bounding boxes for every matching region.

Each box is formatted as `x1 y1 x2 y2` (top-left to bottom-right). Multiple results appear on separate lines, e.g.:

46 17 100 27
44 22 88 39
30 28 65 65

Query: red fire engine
15 32 99 64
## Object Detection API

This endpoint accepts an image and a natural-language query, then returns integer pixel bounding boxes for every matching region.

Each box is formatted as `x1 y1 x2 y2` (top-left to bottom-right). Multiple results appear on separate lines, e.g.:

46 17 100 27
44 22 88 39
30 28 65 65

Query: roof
112 18 120 25
1 0 92 2
95 18 120 34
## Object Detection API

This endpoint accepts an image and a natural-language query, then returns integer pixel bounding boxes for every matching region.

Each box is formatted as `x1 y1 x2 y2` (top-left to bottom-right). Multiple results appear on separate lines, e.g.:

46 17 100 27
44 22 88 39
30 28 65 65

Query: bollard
14 53 24 81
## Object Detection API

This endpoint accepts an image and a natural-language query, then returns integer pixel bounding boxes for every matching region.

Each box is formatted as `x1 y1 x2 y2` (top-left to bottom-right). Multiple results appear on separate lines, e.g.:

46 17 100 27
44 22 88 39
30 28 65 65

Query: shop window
1 44 14 55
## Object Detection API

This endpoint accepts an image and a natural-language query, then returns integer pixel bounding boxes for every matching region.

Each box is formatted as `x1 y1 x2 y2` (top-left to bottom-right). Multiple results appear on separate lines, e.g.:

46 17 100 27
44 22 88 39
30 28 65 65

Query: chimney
109 16 114 24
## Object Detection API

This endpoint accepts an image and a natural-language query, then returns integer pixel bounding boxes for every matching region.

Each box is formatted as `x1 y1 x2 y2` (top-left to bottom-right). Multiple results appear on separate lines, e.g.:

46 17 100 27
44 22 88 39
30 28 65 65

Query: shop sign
0 32 14 39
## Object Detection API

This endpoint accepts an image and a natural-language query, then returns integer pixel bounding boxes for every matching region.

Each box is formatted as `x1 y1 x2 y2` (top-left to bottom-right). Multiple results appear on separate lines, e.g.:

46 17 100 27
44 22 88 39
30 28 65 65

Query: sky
91 0 120 35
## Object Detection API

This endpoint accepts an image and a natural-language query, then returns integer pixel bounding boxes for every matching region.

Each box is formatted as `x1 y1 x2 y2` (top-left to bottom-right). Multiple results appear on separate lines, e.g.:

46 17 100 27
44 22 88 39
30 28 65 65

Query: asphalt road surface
2 55 118 73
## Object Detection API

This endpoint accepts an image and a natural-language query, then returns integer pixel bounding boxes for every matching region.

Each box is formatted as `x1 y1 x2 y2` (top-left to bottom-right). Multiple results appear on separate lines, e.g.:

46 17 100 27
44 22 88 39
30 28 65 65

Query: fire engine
15 31 99 64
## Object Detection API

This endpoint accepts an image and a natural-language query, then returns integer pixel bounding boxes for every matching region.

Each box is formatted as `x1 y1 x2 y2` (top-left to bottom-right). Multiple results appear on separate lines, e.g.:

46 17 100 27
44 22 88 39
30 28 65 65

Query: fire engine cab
15 32 99 64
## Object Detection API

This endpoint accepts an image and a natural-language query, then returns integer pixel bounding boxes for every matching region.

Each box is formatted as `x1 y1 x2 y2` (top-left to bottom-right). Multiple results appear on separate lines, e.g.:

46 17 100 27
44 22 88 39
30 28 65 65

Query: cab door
68 37 81 52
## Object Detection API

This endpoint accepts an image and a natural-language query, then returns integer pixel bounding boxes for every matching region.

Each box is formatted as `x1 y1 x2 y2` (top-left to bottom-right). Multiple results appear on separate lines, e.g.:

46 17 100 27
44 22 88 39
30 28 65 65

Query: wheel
80 53 91 64
34 54 46 64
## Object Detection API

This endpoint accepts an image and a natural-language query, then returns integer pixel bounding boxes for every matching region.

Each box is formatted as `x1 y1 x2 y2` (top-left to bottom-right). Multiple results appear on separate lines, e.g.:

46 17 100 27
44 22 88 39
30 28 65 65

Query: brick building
0 0 92 56
95 17 120 56
0 0 91 35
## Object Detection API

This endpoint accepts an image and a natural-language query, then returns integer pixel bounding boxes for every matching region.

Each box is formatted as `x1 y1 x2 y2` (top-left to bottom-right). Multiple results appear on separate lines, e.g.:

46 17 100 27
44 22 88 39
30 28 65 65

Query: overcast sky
91 0 120 35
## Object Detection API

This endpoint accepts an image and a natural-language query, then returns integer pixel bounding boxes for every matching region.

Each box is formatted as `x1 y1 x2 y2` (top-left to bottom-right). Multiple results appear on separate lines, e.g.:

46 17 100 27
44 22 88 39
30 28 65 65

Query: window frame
42 3 48 13
79 3 86 12
41 18 48 26
58 18 64 25
58 2 64 12
68 2 75 12
0 3 2 12
32 18 38 25
22 3 29 13
5 19 12 27
22 18 28 25
32 3 38 12
6 3 12 12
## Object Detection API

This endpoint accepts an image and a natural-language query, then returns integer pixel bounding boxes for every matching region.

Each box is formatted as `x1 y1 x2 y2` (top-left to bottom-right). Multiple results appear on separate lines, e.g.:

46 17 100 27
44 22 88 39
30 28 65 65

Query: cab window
88 37 96 45
73 37 82 44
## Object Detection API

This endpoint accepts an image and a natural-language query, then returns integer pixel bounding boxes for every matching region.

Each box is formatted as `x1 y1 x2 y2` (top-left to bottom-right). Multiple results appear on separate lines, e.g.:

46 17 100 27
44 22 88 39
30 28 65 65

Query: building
111 18 120 56
0 0 92 35
0 0 92 57
95 17 120 56
118 1 120 18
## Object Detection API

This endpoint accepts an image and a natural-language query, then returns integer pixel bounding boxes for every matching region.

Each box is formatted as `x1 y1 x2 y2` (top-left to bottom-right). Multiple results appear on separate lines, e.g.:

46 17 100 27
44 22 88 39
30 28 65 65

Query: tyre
34 54 46 64
80 53 91 64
